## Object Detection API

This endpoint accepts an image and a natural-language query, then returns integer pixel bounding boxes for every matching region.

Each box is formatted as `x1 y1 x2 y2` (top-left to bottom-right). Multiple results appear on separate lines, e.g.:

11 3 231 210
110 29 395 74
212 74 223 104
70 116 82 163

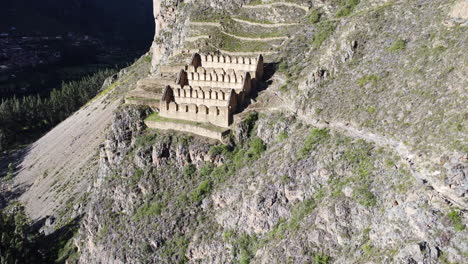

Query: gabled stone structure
157 53 263 129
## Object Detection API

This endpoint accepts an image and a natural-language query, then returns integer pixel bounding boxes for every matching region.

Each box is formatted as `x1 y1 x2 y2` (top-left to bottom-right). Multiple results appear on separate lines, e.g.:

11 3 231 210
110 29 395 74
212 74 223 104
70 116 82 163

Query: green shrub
353 186 377 207
248 138 266 158
342 139 375 178
314 253 330 264
143 55 152 63
244 112 259 134
228 233 259 264
387 39 406 52
210 144 230 156
277 61 288 72
160 233 189 263
191 180 212 203
308 9 322 24
447 210 465 231
134 201 164 221
367 106 376 114
4 162 15 179
279 84 288 93
357 75 379 87
200 163 215 177
182 164 197 178
298 128 330 159
336 0 360 17
278 131 289 141
312 21 337 48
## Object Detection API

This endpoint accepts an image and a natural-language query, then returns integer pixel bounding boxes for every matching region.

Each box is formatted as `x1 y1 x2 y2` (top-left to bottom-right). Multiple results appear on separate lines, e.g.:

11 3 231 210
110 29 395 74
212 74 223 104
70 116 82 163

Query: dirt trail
220 30 288 41
249 88 465 208
243 2 310 11
231 17 299 27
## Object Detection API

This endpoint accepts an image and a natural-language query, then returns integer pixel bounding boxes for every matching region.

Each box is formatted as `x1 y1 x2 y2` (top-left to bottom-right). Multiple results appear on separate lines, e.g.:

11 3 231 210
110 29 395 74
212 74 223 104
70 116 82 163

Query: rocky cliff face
7 0 465 263
78 107 465 263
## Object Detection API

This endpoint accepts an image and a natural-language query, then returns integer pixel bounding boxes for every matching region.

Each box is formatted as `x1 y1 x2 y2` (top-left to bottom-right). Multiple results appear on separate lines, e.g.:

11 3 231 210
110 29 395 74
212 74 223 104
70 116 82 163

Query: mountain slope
7 56 151 220
2 0 466 263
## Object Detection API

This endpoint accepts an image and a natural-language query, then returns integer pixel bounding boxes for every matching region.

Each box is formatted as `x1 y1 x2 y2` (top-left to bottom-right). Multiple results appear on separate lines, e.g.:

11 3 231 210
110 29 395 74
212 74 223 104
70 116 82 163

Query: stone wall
145 119 229 141
159 101 232 128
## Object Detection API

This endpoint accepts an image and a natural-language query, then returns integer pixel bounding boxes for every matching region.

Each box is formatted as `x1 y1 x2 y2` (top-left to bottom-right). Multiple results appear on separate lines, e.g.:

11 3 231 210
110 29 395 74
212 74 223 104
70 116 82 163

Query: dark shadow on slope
38 215 82 264
0 144 34 209
236 62 279 113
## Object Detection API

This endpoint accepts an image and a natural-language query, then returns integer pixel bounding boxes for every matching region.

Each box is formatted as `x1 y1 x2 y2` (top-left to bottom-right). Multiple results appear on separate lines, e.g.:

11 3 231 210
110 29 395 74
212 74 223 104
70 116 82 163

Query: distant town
0 27 103 73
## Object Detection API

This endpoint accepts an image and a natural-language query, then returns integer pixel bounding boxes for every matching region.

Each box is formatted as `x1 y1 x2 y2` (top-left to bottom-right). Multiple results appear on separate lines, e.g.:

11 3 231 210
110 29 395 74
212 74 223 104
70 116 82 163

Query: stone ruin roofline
191 53 264 80
185 71 248 84
179 85 245 93
184 65 257 78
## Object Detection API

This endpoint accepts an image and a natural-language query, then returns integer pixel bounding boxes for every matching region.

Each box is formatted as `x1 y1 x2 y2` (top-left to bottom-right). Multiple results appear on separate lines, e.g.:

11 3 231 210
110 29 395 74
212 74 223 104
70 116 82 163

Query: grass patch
225 18 293 38
353 186 377 207
357 75 379 87
335 0 361 17
190 180 212 203
248 137 266 159
217 32 274 52
308 9 323 24
192 10 227 22
311 21 337 48
298 128 330 159
143 55 152 63
134 200 164 221
387 38 406 52
278 131 289 141
314 253 330 264
160 233 189 263
182 164 197 178
447 209 465 231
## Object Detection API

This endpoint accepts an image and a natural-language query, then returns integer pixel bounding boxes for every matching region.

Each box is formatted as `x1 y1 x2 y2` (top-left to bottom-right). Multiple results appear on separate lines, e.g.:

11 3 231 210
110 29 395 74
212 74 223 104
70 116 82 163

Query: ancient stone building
159 53 263 128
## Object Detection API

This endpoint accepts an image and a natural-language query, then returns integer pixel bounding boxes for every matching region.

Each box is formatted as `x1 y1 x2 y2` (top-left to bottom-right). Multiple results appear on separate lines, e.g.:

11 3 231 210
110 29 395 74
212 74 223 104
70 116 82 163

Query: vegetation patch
335 0 360 17
134 200 165 221
352 186 377 207
308 9 323 24
387 38 406 52
447 209 465 231
311 21 337 48
357 74 379 87
160 233 190 263
278 131 289 141
183 164 197 178
298 128 330 159
191 180 213 203
216 32 274 52
314 253 330 264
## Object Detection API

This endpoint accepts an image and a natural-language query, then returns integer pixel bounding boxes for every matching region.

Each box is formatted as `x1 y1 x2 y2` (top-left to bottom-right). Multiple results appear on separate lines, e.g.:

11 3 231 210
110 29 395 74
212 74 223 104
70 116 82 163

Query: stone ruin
159 53 263 128
126 53 264 140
